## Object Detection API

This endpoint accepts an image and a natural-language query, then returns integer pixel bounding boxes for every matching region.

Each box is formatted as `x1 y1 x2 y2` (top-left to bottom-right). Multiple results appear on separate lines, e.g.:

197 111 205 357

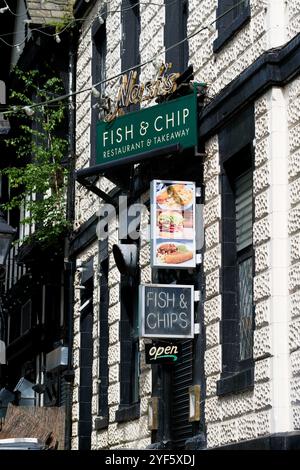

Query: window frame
120 0 141 116
216 104 255 397
121 0 140 71
164 0 189 73
213 0 251 53
95 239 109 431
235 170 254 362
115 240 141 423
90 17 107 166
20 299 32 336
217 148 255 396
78 258 94 450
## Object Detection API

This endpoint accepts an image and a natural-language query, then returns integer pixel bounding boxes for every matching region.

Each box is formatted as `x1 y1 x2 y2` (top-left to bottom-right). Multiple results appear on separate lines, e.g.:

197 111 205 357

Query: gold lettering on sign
105 63 180 122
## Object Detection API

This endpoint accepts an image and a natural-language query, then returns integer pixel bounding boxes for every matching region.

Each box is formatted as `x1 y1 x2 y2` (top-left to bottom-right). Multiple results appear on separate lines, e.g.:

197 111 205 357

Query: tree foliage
1 68 70 247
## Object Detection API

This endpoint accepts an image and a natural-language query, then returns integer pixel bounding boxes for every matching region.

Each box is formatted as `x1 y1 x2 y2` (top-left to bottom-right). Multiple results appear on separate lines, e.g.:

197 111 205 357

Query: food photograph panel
150 179 196 268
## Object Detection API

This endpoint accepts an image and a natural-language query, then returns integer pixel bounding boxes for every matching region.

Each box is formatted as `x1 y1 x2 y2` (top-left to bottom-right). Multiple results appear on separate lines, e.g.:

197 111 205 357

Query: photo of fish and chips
151 180 196 268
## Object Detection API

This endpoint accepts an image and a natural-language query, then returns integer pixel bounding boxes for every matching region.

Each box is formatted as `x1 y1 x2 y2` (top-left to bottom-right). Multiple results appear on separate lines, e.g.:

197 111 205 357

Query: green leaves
1 68 70 247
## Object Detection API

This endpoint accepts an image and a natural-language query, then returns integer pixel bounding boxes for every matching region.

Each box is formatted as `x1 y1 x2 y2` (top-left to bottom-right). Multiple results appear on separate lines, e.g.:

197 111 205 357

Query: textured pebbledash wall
288 77 300 430
73 2 154 450
73 0 300 449
188 0 268 98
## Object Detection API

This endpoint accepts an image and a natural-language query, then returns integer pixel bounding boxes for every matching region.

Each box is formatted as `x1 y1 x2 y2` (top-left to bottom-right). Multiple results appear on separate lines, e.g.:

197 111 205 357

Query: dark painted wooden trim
164 0 188 73
74 0 95 17
213 2 251 53
94 416 108 431
91 18 106 166
216 108 255 395
115 402 140 423
212 432 300 450
217 367 254 396
121 0 140 79
97 239 109 420
69 214 98 257
78 271 94 450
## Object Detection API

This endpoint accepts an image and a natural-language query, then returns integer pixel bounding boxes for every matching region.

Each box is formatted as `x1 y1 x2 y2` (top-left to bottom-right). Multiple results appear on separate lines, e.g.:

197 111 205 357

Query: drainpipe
63 27 77 451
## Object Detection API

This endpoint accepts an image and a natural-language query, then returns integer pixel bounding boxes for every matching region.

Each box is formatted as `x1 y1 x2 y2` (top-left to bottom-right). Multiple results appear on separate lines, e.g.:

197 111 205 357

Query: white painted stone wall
73 0 300 449
71 213 152 449
188 0 268 98
73 1 152 449
71 240 98 450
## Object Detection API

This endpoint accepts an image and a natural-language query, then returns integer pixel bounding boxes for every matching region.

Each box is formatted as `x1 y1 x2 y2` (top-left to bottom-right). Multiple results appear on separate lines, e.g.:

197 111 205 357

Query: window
213 0 251 53
116 272 140 422
115 241 140 423
95 240 109 430
165 0 188 72
78 258 93 450
217 106 255 396
235 171 253 361
121 0 140 71
91 18 106 165
120 0 140 114
20 299 32 336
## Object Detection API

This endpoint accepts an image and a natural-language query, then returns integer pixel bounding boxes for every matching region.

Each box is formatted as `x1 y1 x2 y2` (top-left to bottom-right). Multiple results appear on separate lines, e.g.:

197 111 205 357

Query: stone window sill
217 366 254 396
115 402 140 423
94 416 108 431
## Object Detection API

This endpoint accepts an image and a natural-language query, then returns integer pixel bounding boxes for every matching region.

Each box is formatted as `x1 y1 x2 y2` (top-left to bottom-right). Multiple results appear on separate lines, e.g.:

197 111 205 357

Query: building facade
70 0 300 450
0 0 74 447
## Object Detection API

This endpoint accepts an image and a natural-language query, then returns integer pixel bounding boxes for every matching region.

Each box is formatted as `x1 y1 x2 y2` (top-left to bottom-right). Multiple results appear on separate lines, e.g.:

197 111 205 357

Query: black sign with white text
139 284 194 338
145 342 182 364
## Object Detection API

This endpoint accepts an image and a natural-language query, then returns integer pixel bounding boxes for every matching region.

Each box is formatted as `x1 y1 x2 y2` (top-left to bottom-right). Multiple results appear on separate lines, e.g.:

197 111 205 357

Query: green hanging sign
96 90 198 167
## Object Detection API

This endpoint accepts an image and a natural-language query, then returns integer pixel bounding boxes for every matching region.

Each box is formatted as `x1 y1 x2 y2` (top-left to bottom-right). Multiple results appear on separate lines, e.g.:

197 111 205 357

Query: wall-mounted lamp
188 384 201 422
148 397 159 431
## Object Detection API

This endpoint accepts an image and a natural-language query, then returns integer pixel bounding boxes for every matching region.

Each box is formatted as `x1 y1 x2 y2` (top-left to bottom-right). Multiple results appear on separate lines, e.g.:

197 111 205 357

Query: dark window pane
98 240 109 418
239 256 253 360
233 0 248 18
91 22 106 164
235 171 252 251
217 0 249 36
165 0 188 72
119 266 140 407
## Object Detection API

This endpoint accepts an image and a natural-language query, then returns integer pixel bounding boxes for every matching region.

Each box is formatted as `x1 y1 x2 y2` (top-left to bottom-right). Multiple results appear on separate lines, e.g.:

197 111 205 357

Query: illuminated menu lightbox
150 179 196 269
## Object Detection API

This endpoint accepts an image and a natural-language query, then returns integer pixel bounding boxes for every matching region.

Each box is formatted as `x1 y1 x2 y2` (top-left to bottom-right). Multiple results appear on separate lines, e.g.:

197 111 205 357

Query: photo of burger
156 243 193 265
157 210 184 236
